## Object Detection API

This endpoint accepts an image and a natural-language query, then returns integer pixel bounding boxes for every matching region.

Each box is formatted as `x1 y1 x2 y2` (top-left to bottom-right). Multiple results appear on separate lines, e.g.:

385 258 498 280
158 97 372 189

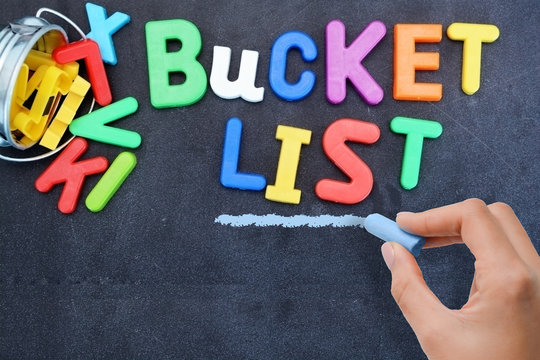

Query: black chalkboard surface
1 0 538 359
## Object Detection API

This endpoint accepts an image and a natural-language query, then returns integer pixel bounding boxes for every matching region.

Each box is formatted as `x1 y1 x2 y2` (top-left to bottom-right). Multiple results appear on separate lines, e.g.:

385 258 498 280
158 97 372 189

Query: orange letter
393 24 442 101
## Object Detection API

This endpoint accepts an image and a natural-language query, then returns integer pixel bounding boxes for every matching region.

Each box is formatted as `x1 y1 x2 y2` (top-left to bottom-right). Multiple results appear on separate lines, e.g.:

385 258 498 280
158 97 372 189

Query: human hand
381 199 540 360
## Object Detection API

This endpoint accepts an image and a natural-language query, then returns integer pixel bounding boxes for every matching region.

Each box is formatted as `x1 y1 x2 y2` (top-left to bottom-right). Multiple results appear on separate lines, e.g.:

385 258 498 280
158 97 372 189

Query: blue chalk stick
364 213 425 257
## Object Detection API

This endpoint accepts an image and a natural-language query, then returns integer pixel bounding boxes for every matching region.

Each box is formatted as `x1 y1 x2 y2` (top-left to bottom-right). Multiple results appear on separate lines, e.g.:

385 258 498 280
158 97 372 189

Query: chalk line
214 214 365 228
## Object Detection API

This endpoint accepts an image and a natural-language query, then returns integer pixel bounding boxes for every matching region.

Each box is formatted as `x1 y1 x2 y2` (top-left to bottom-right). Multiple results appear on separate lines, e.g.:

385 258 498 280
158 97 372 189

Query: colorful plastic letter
390 116 443 190
393 24 442 101
13 64 29 101
315 119 380 204
86 152 137 212
145 19 207 108
269 31 317 101
447 23 500 95
220 118 266 190
85 2 131 65
53 39 112 106
10 64 29 121
265 125 312 204
210 46 264 102
40 76 91 150
13 66 72 141
35 138 109 214
326 20 386 105
69 97 141 148
25 49 79 80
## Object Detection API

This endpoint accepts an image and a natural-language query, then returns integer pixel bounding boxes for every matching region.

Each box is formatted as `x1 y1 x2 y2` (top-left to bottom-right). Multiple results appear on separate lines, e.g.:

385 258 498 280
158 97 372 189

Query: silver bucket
0 16 67 150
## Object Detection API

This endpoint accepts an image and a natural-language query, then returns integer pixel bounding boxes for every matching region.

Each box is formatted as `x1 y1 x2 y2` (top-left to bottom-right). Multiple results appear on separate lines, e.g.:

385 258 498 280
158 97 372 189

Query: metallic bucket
0 16 67 150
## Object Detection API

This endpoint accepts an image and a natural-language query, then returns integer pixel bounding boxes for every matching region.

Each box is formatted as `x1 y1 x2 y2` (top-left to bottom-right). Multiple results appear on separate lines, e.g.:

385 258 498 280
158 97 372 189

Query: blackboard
1 0 538 358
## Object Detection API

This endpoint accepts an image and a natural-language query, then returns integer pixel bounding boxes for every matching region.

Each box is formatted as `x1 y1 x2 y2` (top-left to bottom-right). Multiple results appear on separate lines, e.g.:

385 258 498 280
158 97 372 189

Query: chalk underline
214 214 366 228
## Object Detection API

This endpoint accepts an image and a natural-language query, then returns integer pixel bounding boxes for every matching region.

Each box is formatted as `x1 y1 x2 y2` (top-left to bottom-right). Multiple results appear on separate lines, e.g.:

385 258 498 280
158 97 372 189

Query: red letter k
35 138 109 214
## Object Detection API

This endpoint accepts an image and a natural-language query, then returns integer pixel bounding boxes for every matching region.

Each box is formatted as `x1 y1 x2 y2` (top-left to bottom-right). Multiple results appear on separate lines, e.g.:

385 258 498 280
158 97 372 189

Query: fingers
423 236 463 249
396 199 518 264
468 272 478 300
381 242 452 337
488 202 540 267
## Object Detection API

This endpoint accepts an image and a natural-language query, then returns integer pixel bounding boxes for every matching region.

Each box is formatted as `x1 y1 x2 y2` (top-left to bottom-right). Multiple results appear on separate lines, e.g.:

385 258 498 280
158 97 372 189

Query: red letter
53 39 112 106
35 138 109 214
315 119 380 204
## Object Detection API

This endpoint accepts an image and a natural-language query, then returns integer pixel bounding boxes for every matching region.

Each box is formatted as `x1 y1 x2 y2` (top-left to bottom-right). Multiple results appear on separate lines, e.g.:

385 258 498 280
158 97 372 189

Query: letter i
265 125 311 204
85 152 137 212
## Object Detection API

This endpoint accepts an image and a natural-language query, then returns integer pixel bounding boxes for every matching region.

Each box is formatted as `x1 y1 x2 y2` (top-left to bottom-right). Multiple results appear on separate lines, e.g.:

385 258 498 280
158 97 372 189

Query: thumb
381 242 451 335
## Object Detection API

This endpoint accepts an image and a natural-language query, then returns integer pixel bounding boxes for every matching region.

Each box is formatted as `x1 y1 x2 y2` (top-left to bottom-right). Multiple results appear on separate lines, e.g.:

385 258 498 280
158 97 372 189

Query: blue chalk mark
220 118 266 191
214 214 365 228
269 31 317 101
364 213 425 257
86 2 131 65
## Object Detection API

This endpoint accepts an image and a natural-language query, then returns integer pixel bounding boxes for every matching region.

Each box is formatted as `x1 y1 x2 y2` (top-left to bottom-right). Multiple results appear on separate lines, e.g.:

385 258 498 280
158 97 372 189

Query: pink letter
326 20 386 105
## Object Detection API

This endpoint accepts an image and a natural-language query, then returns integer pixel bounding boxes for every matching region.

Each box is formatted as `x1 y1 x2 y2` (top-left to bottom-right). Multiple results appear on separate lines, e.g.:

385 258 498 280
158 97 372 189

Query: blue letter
86 2 131 65
269 31 317 101
220 118 266 191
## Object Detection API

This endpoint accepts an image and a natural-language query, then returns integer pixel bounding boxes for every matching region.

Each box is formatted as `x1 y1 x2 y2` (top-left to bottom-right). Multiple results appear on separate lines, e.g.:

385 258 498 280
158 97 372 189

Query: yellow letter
265 125 311 204
447 23 499 95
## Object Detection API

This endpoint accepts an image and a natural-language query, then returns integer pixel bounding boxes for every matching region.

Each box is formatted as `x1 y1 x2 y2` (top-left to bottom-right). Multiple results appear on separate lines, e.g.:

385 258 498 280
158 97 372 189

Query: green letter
390 116 442 190
145 19 207 108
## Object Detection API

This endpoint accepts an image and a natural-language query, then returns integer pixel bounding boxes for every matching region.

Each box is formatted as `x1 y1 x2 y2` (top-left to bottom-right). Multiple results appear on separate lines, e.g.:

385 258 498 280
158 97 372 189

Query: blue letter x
86 2 131 65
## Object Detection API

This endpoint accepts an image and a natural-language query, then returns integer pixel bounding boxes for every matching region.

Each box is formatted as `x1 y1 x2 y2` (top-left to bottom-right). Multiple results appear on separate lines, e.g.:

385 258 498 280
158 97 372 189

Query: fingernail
396 212 413 232
381 242 394 270
396 211 413 220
